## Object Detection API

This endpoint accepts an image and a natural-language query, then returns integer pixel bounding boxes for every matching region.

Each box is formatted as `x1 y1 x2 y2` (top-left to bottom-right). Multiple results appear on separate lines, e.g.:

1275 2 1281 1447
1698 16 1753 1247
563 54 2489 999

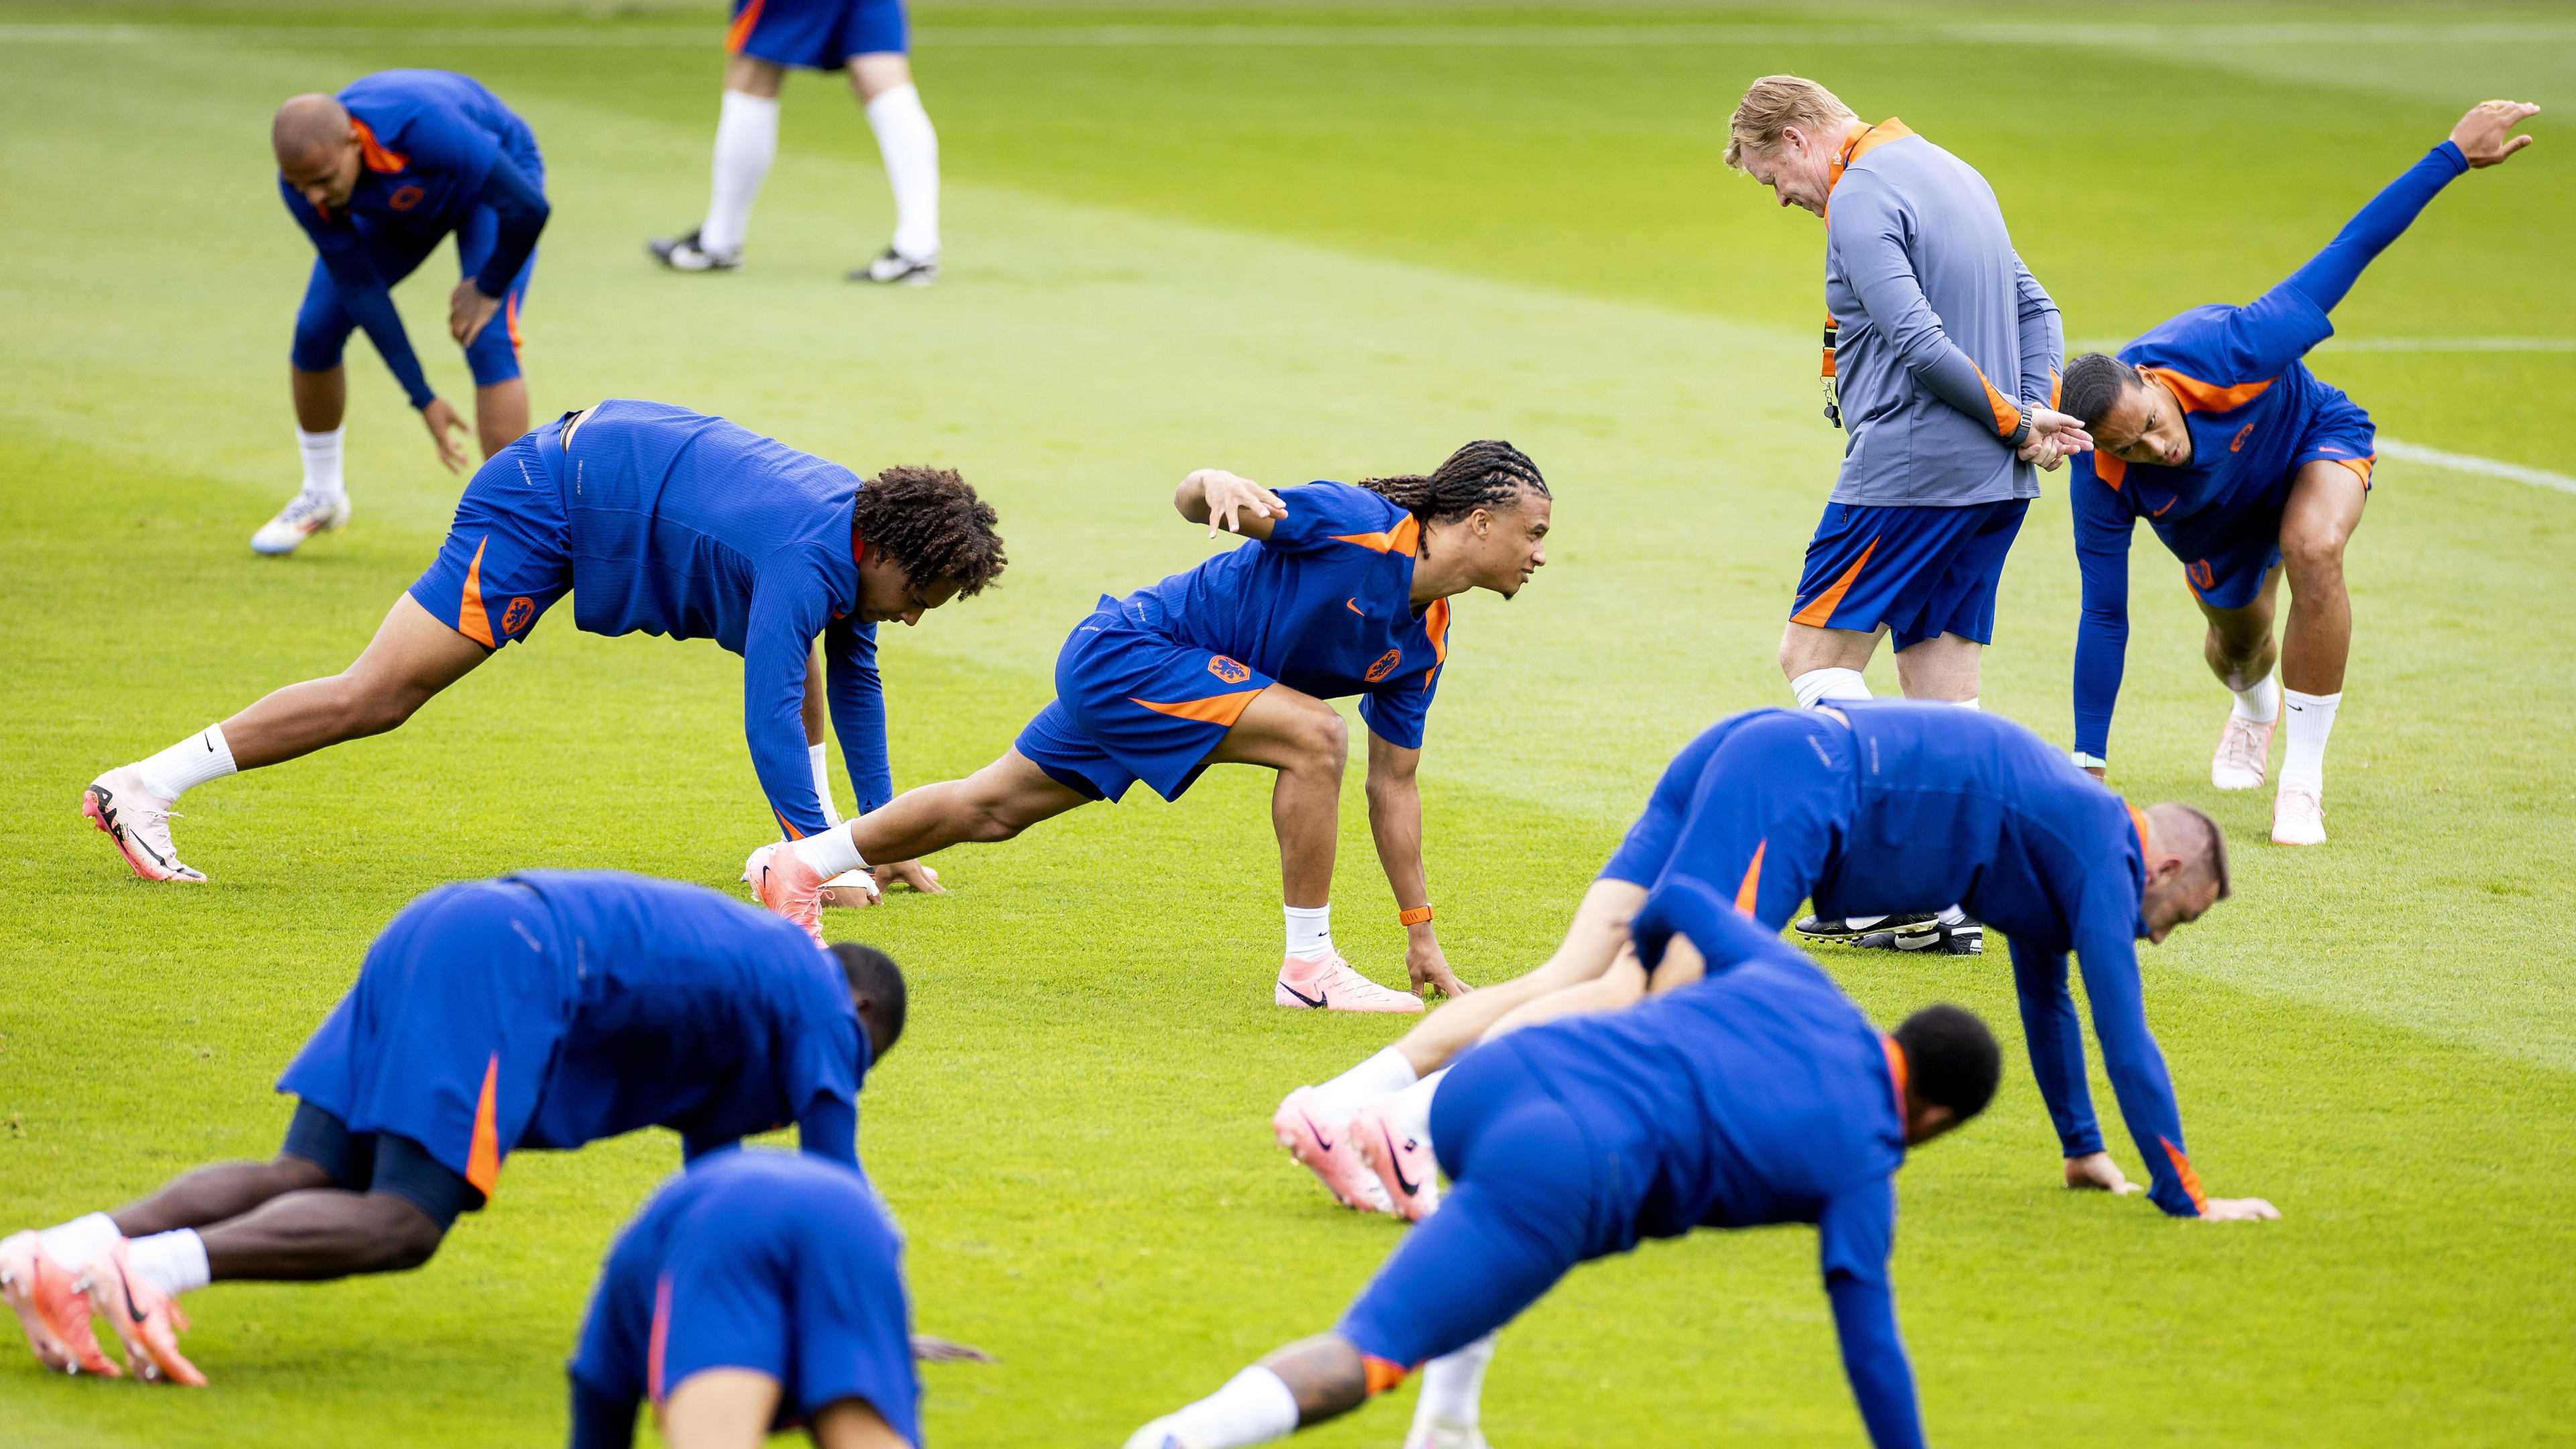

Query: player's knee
1293 704 1349 770
333 682 425 739
367 1201 447 1273
2281 529 2347 582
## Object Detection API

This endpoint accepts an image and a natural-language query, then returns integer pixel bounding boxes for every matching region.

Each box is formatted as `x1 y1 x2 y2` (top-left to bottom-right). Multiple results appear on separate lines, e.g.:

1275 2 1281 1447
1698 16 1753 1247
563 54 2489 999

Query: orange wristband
1398 906 1434 926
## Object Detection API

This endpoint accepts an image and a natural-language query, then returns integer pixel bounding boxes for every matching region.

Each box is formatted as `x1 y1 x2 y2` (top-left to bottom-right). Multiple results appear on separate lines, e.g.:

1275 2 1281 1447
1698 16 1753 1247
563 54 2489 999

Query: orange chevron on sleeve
457 537 497 647
2143 366 2274 415
1974 363 2025 439
1130 689 1263 728
1331 514 1423 556
2159 1136 2210 1214
350 117 409 173
1733 839 1766 915
1790 539 1877 627
466 1054 502 1197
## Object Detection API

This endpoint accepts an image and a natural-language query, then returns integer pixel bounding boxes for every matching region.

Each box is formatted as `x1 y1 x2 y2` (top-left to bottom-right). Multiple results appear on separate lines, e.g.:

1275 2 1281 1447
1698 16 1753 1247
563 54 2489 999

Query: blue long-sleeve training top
279 70 548 409
1824 118 2063 506
2068 140 2468 760
1511 883 1923 1447
552 400 891 838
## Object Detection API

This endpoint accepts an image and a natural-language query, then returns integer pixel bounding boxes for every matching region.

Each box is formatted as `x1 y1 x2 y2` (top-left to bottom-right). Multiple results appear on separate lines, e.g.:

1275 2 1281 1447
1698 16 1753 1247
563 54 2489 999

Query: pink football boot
1275 954 1424 1015
1 1231 117 1376
745 843 828 945
1271 1087 1393 1214
83 768 205 883
80 1240 205 1386
1351 1102 1441 1222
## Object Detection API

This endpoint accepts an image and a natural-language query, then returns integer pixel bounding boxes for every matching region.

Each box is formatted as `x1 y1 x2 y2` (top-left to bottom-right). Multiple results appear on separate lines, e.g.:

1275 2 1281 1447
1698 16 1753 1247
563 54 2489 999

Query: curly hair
853 466 1006 596
1356 440 1549 526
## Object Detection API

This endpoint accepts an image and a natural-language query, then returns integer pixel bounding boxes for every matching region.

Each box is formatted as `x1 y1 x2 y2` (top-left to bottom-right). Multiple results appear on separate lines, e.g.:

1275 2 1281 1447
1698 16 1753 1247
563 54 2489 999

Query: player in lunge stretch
1281 702 2277 1226
649 0 941 282
1 872 904 1385
262 71 551 555
2057 100 2540 845
1132 887 1998 1449
81 400 1001 886
1727 74 2089 955
751 443 1551 1008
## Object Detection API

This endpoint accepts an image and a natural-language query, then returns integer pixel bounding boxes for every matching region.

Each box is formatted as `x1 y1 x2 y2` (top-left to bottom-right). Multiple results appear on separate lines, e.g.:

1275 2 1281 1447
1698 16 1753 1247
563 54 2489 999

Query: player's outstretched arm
1176 468 1287 541
1826 1274 1926 1449
1362 731 1466 998
2452 99 2541 168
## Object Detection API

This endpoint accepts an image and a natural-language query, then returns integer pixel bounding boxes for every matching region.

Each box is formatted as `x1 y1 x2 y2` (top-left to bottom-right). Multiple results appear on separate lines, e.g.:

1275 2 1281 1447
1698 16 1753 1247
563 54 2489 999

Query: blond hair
1724 75 1858 171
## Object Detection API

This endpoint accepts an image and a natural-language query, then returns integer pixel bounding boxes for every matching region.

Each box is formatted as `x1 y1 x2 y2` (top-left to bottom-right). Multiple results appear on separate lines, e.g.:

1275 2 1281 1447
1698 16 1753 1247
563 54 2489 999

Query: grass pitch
3 3 2573 1445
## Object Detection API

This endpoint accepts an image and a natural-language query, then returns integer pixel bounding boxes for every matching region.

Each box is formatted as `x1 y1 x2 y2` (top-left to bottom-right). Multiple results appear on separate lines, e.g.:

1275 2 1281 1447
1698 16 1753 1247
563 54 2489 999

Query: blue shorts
291 176 542 389
407 425 574 649
727 0 906 67
2158 409 2377 611
1788 498 2029 650
276 880 576 1203
1336 1040 1610 1371
1609 710 1854 935
1013 598 1275 803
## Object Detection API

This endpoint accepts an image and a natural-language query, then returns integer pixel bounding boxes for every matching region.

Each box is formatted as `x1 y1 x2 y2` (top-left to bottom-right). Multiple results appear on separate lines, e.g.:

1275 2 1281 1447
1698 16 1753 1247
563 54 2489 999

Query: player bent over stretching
1281 702 2275 1225
83 400 1000 886
569 1151 953 1449
1131 887 1996 1449
263 72 551 554
2058 100 2540 845
752 443 1551 1009
0 871 904 1385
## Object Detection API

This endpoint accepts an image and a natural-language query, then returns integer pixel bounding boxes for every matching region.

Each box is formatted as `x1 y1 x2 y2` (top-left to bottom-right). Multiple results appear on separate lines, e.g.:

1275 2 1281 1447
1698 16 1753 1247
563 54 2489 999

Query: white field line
2377 439 2576 496
7 21 2576 48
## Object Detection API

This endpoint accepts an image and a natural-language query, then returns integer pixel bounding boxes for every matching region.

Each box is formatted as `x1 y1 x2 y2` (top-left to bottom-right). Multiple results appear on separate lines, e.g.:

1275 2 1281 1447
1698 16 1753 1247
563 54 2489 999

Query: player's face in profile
1466 491 1551 599
855 554 961 625
2139 865 2222 945
1744 133 1832 217
2094 377 2194 470
280 138 361 213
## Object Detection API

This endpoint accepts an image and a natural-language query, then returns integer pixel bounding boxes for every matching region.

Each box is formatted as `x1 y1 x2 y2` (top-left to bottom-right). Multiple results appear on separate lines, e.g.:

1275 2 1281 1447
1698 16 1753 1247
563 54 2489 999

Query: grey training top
1823 129 2063 507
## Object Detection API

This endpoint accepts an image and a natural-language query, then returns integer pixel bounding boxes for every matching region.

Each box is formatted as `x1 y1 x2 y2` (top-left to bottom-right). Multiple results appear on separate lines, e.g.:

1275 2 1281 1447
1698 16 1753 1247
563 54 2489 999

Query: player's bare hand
1187 469 1286 538
873 859 945 896
2019 433 2072 472
449 279 503 347
910 1334 996 1364
2025 405 2094 453
1406 932 1470 1000
2451 100 2540 168
2065 1152 2142 1194
420 397 472 473
2198 1196 2282 1222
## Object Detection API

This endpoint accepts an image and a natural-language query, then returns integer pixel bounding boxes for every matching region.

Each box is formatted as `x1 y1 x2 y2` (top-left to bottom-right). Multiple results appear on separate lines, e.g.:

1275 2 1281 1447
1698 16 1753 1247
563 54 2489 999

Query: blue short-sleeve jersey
570 1151 920 1446
1124 482 1452 748
280 71 536 241
509 871 867 1163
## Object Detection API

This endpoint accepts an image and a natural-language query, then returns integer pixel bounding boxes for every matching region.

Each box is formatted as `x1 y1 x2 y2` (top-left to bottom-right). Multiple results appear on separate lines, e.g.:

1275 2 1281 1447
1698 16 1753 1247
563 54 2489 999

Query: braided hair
853 466 1007 595
1356 440 1548 526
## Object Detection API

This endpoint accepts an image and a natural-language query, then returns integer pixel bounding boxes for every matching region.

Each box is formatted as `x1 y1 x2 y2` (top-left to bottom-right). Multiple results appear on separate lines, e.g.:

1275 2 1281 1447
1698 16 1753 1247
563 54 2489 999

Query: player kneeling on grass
1280 701 2277 1225
1132 884 1995 1449
1 871 903 1385
83 399 1000 892
2060 99 2539 845
751 443 1551 1012
568 1150 980 1449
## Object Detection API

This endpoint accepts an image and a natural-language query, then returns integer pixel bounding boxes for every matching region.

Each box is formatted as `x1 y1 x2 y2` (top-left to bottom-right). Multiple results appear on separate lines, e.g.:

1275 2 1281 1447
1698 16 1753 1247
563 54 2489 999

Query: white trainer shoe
1406 1419 1490 1449
851 248 939 286
2272 786 2326 845
83 767 205 882
647 229 742 272
2211 712 2276 791
250 489 350 556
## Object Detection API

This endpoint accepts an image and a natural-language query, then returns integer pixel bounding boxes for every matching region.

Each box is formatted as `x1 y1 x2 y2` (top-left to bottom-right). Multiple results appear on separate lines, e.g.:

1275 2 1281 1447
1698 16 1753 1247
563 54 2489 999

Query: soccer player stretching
752 443 1551 1008
1132 889 1996 1449
1280 702 2276 1226
1 873 904 1385
2058 100 2541 845
81 400 1002 885
262 72 551 555
649 0 941 282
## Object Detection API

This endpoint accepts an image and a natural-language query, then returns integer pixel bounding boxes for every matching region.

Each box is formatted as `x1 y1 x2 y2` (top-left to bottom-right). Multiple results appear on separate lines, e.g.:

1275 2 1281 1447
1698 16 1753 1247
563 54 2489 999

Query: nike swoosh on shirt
1280 981 1329 1010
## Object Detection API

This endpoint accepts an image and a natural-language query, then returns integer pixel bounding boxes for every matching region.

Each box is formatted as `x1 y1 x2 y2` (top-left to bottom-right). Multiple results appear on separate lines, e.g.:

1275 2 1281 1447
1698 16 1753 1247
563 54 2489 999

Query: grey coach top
1823 123 2063 507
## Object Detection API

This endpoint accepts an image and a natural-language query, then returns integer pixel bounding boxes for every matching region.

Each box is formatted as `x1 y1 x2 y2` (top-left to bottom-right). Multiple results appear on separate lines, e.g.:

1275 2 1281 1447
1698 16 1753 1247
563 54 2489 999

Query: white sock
1285 903 1333 963
1311 1045 1418 1120
1391 1068 1445 1145
1163 1365 1300 1448
36 1213 119 1274
2231 674 2282 724
127 1230 210 1297
134 724 237 802
700 89 780 254
2279 688 2341 792
808 743 843 829
792 826 867 879
864 83 941 260
1409 1333 1497 1436
298 426 345 501
1791 667 1872 709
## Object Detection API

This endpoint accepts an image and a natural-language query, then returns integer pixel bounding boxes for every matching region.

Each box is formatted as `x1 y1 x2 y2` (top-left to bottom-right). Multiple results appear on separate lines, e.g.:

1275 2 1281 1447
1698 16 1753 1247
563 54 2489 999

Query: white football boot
2272 786 2327 845
647 229 742 272
851 248 939 286
250 489 350 556
2211 712 2276 791
83 767 204 882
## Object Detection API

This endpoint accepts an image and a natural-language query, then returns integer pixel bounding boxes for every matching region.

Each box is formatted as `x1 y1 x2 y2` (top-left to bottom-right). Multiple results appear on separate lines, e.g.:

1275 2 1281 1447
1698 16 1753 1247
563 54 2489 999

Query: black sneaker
1855 918 1984 955
1794 912 1937 946
648 229 741 272
850 248 939 286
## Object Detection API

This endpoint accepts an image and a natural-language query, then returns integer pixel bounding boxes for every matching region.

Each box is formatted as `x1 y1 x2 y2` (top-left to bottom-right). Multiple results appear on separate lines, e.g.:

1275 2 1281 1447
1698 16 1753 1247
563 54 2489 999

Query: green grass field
4 2 2574 1444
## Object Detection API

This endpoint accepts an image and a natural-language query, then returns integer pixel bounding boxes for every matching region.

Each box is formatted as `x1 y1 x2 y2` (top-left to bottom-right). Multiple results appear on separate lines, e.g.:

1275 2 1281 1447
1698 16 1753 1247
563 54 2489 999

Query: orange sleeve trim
350 117 409 174
1974 363 2025 439
2094 455 2127 490
1129 688 1264 729
2048 366 2062 411
724 0 765 54
1332 514 1423 556
465 1054 503 1197
1789 539 1876 627
1330 531 1393 552
457 537 497 647
1362 1355 1413 1396
1732 839 1766 916
2332 455 2374 485
1398 906 1434 926
2142 366 2274 416
2159 1136 2210 1215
